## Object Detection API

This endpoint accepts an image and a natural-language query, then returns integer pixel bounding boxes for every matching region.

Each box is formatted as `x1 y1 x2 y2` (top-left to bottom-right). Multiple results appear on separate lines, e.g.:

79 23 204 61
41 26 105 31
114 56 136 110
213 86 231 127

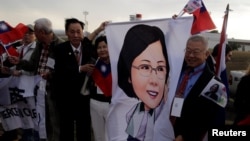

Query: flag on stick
215 4 230 95
177 0 216 34
0 21 28 46
91 59 112 97
190 1 216 34
0 21 28 56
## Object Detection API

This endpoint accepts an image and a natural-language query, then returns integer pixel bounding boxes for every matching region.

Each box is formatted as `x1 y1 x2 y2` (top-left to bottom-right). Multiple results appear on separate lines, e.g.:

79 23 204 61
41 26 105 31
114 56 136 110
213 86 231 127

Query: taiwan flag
191 1 216 34
0 21 28 53
91 59 112 97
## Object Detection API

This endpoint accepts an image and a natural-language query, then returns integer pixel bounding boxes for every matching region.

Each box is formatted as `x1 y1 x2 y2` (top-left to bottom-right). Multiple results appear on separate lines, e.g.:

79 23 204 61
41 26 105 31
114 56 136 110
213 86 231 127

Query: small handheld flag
176 0 216 34
190 1 216 34
0 21 28 56
91 59 112 97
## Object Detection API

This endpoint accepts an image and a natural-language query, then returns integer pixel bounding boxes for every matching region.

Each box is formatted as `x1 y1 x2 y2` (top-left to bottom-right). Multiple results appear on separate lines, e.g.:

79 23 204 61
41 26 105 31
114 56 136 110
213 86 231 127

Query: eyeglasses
132 64 167 80
185 48 204 56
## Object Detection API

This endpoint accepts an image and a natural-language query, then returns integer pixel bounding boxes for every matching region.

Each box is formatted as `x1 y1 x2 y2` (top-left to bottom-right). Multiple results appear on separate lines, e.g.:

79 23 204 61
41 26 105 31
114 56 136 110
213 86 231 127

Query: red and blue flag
215 4 230 95
190 1 216 34
0 21 28 55
91 59 112 97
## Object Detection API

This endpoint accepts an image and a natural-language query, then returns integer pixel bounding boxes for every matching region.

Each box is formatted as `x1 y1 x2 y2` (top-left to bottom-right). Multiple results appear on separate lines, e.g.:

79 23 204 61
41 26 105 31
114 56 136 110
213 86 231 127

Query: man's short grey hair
34 18 53 34
187 34 209 50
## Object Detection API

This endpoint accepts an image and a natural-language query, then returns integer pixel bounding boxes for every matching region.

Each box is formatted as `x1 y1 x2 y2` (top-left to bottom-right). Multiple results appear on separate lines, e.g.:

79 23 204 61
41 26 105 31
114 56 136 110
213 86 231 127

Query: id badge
171 97 184 117
46 57 55 69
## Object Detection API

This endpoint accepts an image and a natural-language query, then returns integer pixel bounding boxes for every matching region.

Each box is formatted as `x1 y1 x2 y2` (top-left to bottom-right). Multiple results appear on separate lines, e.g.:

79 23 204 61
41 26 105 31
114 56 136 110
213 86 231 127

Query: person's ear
205 50 210 58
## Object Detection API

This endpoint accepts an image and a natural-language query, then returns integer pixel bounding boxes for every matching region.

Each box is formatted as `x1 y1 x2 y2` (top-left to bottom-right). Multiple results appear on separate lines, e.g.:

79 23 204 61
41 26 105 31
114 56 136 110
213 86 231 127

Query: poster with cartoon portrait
105 17 193 141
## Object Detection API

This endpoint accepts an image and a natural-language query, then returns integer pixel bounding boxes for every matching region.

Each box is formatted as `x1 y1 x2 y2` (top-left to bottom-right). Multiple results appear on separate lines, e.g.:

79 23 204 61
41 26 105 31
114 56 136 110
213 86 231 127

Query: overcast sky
1 0 250 40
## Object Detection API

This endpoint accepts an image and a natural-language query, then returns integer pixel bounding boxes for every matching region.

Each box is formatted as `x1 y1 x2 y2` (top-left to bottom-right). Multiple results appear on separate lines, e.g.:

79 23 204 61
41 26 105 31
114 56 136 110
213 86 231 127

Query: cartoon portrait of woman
117 24 170 141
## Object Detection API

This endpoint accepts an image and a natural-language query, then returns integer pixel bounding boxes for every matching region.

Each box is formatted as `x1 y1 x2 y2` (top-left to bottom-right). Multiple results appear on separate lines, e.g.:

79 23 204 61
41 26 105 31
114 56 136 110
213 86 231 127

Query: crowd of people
0 17 249 141
0 18 109 141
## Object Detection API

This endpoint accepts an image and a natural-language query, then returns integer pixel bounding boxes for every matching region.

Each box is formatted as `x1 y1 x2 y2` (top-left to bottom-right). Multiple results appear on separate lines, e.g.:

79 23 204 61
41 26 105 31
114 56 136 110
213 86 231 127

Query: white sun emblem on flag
0 23 8 31
101 65 107 73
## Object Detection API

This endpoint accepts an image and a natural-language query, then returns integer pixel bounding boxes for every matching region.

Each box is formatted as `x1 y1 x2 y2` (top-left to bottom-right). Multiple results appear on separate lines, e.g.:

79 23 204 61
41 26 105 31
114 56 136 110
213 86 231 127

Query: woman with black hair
90 35 112 141
117 24 170 141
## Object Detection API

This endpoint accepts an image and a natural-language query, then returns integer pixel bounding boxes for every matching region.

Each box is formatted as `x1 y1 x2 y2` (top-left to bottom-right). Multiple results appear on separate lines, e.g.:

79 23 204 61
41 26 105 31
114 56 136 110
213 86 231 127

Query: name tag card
171 97 184 117
46 57 55 69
